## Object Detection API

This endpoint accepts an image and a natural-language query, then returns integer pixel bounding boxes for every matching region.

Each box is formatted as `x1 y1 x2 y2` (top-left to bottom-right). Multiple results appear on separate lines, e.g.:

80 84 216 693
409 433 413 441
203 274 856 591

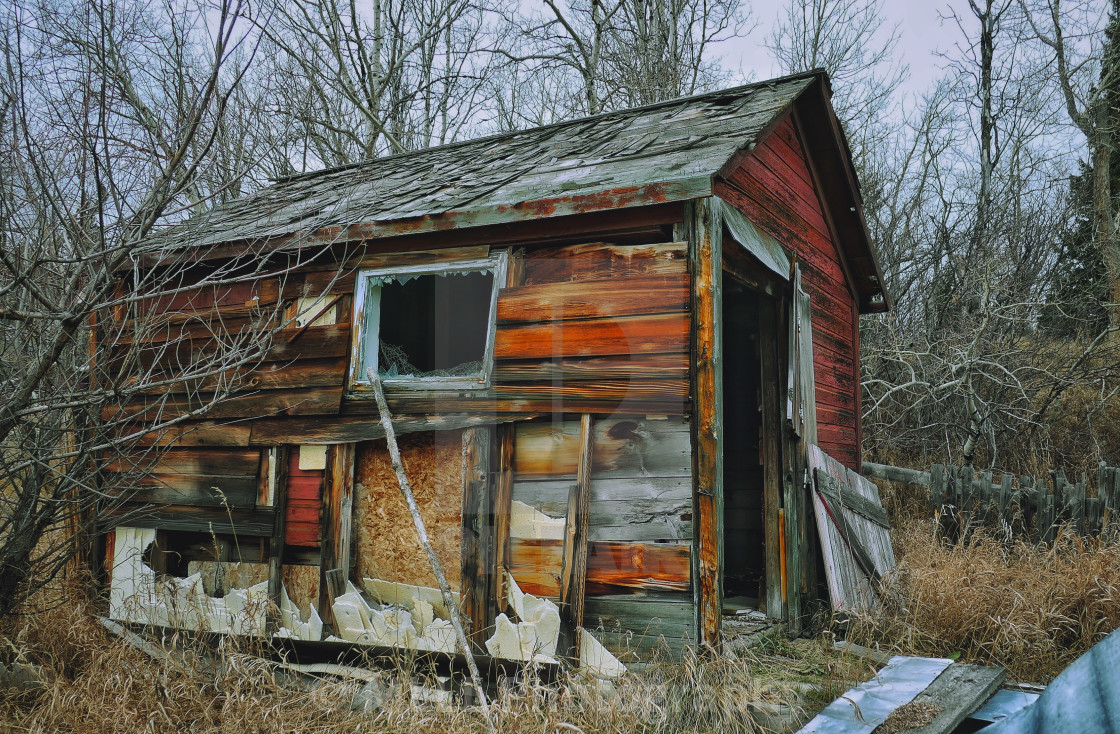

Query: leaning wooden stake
368 371 492 722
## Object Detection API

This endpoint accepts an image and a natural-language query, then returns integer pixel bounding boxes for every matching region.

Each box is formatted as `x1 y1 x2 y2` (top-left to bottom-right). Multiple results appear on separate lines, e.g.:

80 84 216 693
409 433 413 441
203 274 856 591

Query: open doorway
721 279 766 610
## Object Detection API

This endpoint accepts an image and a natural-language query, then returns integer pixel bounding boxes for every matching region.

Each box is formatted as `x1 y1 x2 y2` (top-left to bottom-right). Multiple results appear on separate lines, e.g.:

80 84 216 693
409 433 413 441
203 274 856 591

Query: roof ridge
271 69 827 186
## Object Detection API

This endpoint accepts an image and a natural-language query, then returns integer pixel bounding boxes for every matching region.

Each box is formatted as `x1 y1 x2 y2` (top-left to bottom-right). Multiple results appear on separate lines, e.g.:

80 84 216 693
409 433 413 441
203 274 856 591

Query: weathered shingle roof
154 72 820 252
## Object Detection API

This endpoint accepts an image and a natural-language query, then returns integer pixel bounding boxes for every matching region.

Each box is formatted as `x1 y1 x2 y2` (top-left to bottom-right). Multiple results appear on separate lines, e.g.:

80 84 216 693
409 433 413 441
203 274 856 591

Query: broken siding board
131 358 350 394
112 324 352 372
906 664 1006 734
106 448 262 475
513 417 691 479
120 475 259 508
127 421 253 448
809 445 895 613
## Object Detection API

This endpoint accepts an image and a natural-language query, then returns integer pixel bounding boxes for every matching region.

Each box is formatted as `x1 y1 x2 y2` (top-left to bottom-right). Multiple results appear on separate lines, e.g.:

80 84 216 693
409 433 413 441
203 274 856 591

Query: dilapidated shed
99 68 889 660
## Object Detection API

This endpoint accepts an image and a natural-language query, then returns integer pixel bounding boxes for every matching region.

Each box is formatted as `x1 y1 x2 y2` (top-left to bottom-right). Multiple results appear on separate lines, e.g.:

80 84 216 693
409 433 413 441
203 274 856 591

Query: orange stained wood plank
497 274 688 323
494 313 689 360
510 539 691 596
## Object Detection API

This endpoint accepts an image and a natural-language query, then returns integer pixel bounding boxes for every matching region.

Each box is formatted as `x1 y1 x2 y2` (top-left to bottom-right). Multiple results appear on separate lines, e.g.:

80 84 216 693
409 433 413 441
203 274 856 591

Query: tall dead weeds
847 517 1120 682
0 591 816 733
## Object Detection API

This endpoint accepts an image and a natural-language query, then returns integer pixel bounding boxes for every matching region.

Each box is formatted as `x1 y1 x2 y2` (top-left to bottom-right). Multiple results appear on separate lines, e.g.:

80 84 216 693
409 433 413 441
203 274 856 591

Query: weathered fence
862 462 1120 542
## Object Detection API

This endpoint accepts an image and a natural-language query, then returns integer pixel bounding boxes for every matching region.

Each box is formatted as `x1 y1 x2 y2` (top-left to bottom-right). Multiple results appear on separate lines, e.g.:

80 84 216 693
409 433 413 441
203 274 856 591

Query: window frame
348 251 508 393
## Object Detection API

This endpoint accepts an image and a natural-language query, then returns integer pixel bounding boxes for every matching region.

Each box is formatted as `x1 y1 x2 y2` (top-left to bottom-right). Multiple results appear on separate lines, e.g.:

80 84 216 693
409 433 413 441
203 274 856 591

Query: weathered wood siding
715 116 862 469
509 416 693 656
285 447 323 548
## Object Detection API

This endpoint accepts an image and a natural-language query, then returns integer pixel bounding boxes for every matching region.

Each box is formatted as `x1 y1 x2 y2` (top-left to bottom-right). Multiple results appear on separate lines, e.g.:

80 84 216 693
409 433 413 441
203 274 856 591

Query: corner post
687 198 724 650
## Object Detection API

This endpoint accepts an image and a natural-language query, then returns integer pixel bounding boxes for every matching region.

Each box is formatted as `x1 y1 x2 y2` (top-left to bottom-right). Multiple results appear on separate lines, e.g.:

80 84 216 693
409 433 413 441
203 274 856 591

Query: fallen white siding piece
108 527 158 623
509 500 565 541
484 613 559 664
418 619 456 653
225 581 268 636
578 628 626 679
797 656 954 733
362 577 460 620
506 572 560 657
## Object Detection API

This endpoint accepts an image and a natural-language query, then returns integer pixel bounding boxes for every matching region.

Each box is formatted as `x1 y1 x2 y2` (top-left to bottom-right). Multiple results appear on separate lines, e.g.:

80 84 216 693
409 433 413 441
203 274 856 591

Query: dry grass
847 516 1120 682
0 590 870 734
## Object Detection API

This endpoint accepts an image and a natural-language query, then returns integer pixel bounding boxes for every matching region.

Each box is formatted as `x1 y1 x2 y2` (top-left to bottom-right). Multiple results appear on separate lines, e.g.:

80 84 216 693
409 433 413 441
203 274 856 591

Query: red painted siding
285 447 322 547
714 115 862 469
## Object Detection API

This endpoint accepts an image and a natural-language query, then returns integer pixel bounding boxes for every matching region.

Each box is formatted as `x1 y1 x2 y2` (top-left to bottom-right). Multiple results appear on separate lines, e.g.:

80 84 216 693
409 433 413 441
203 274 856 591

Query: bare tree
0 0 326 616
257 0 506 168
768 0 908 164
1020 0 1120 330
504 0 746 121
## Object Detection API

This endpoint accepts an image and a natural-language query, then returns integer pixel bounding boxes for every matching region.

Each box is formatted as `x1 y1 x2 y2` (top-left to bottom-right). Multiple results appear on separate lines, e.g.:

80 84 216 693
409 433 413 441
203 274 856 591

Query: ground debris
872 701 943 733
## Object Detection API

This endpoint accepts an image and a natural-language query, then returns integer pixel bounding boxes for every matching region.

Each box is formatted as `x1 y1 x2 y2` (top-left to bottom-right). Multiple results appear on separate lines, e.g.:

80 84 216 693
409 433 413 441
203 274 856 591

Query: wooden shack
99 69 889 659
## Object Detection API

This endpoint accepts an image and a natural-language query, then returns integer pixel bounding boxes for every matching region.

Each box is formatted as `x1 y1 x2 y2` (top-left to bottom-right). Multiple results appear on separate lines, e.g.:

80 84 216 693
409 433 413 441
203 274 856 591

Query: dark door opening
722 279 766 609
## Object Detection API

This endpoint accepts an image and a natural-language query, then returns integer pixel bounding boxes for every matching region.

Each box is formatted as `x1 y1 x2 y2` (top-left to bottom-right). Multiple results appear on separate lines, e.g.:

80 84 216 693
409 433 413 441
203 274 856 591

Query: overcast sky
721 0 973 101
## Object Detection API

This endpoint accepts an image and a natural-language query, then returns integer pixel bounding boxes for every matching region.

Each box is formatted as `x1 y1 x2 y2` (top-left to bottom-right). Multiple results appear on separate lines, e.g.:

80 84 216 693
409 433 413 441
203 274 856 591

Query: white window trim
348 251 508 392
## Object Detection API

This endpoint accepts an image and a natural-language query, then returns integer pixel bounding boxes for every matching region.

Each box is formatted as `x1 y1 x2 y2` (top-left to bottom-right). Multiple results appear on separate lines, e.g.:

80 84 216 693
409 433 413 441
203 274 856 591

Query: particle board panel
353 431 464 591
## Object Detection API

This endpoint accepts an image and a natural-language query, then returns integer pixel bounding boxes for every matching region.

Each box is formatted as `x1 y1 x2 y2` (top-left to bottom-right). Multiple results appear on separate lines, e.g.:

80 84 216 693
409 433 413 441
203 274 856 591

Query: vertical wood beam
266 446 290 635
460 426 494 650
688 198 724 650
318 443 356 629
759 298 784 619
558 413 594 659
782 291 804 634
492 424 515 613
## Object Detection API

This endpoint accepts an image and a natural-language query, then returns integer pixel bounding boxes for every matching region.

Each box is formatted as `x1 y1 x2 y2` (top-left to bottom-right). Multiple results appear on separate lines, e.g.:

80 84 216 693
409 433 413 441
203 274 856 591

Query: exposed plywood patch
187 561 268 597
354 431 464 591
283 565 321 613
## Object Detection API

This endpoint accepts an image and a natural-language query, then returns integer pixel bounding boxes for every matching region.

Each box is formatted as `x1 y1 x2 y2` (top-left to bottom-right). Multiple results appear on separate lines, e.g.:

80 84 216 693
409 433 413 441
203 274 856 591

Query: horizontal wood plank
510 539 690 595
523 241 687 286
514 417 691 479
494 313 688 360
492 354 688 383
497 274 688 323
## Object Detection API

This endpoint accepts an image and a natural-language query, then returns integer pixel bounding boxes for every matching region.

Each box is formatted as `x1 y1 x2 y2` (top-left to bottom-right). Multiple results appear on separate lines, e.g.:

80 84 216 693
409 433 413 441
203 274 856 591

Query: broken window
350 253 506 389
